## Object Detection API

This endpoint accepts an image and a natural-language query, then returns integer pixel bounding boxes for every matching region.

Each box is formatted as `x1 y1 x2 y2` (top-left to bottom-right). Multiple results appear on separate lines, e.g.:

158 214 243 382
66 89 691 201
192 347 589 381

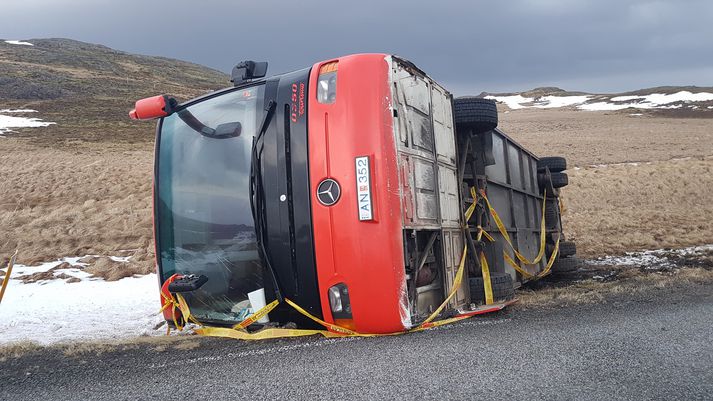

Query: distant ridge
483 85 713 98
0 38 233 142
480 86 713 113
0 38 228 101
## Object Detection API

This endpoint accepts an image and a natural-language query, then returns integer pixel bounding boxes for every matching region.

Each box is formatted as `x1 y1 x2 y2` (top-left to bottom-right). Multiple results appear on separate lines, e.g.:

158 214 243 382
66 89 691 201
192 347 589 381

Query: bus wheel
453 97 498 133
553 256 579 273
469 273 515 304
558 241 577 257
537 156 567 173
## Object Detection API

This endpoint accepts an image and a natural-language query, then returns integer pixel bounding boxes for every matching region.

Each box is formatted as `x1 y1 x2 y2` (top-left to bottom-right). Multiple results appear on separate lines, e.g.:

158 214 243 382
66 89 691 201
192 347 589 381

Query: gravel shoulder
2 280 712 401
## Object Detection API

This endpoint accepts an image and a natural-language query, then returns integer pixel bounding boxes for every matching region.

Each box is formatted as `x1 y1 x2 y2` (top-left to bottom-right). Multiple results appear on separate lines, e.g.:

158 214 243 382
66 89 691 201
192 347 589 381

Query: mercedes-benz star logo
316 178 341 206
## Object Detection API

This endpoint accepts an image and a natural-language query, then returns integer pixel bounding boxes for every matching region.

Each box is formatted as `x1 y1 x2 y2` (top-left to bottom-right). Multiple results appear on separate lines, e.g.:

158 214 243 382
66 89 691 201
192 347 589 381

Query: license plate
355 156 373 221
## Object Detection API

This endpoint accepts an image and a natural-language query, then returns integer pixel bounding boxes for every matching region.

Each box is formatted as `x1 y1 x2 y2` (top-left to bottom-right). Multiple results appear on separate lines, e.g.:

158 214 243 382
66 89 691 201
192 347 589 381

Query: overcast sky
2 0 712 94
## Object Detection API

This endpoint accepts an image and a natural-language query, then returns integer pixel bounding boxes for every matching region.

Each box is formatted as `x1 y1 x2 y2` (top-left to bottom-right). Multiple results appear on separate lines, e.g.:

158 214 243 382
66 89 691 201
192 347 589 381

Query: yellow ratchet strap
480 188 547 266
0 250 18 305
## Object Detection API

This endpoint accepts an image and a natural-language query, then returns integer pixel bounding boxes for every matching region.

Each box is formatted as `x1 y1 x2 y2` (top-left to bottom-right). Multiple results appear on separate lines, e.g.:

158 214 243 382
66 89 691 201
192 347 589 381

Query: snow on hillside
487 90 713 111
487 95 591 110
0 109 55 135
0 257 164 345
4 40 34 46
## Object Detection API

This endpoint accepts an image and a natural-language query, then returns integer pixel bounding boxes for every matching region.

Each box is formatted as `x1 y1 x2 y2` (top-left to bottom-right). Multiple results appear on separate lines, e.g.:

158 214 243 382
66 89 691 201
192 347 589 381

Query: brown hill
0 38 229 144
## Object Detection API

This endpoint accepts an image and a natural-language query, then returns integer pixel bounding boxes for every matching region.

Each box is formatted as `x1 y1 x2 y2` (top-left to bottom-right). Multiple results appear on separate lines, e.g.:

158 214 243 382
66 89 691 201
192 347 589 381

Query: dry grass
561 157 713 257
0 139 154 268
59 334 203 357
0 340 43 360
0 333 204 360
83 256 152 281
500 107 713 166
516 267 713 309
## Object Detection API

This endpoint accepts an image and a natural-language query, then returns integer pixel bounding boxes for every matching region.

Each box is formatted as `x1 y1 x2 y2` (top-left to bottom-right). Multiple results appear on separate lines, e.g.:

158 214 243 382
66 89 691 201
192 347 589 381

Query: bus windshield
156 85 266 324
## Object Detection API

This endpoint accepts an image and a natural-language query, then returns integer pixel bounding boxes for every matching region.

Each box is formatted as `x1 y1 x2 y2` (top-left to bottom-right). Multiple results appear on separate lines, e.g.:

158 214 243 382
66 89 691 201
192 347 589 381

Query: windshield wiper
249 100 283 302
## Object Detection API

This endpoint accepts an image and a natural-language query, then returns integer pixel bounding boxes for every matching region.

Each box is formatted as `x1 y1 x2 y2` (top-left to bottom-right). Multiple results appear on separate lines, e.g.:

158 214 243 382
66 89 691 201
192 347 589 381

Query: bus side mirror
129 95 177 120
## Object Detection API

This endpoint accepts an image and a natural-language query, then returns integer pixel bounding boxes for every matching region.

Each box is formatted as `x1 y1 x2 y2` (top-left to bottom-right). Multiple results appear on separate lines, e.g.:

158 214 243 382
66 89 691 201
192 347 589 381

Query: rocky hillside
0 38 230 143
0 38 228 100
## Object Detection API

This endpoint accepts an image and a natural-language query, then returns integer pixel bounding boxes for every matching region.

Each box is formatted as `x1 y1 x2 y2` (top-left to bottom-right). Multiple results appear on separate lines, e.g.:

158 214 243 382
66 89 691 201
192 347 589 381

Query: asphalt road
2 283 712 401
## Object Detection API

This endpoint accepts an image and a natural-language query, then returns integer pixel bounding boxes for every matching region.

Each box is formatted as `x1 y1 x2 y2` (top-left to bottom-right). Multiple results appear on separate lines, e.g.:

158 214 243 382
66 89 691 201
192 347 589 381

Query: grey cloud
1 0 712 94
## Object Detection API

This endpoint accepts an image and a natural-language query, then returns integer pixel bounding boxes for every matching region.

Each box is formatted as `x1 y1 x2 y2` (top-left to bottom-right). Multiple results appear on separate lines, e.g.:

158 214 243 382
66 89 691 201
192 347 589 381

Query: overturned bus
130 54 577 335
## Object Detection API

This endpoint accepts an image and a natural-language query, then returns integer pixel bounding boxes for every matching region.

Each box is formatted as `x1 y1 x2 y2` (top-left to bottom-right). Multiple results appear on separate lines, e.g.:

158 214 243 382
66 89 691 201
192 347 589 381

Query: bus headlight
328 283 352 317
317 62 338 104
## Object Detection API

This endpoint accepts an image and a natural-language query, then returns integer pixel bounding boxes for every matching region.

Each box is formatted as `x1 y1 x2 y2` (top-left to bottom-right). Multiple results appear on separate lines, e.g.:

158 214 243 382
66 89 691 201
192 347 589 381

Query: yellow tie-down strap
162 188 516 341
0 250 18 305
478 189 560 280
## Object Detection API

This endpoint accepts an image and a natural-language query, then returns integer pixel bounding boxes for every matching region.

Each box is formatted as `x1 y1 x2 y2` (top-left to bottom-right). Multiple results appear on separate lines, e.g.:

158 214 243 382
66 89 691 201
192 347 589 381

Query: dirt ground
1 106 712 269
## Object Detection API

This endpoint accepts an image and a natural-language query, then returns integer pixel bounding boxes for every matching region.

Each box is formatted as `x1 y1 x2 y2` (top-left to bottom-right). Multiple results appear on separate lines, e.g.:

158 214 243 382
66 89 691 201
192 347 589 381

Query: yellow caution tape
232 299 279 330
0 250 18 305
285 298 359 335
195 326 349 341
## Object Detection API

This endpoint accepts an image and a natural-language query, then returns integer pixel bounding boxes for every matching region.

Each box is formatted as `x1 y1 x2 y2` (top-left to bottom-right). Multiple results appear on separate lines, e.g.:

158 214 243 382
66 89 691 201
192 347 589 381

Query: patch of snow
533 95 591 109
0 109 37 113
580 91 712 111
1 257 163 345
487 94 590 109
4 40 33 46
485 95 533 110
645 91 713 104
584 160 654 169
0 112 55 134
629 113 644 116
490 90 713 112
589 244 713 269
610 95 643 102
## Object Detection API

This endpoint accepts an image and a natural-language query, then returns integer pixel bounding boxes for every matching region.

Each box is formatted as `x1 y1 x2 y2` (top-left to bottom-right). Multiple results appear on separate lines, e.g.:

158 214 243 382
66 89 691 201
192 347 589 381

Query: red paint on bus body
308 54 408 333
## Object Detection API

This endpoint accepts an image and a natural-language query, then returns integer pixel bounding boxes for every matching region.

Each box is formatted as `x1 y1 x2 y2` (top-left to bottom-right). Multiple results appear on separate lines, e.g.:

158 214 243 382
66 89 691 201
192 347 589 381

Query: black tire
469 272 515 304
558 241 577 257
552 256 579 273
544 200 560 230
550 172 568 188
453 97 498 133
537 157 567 173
